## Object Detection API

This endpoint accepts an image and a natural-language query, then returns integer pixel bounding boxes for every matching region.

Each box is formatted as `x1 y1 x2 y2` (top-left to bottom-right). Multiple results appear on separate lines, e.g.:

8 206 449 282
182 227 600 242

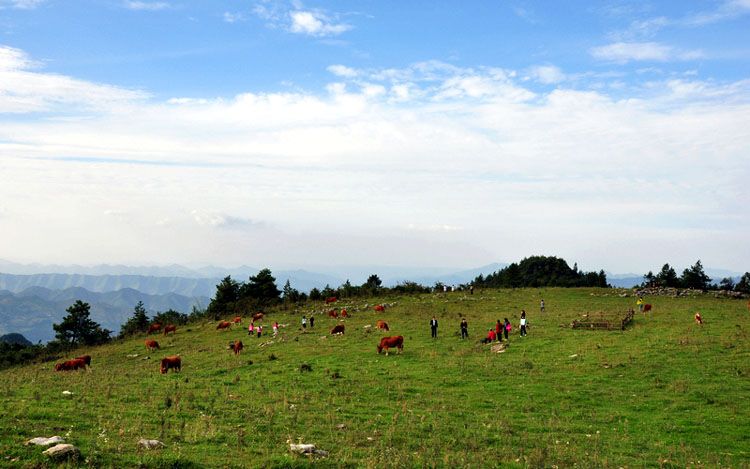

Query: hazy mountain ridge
0 287 209 344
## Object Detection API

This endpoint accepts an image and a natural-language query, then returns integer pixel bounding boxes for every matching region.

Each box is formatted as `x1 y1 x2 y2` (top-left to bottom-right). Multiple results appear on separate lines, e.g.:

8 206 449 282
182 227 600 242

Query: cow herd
54 304 404 375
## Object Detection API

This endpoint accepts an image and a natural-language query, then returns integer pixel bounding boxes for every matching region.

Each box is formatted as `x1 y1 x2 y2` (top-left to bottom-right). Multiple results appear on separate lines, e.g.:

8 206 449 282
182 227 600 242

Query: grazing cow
145 339 160 351
374 305 385 312
328 309 338 318
54 358 87 371
643 304 653 313
376 320 389 331
232 340 244 355
163 324 177 336
148 323 162 334
217 320 232 330
252 312 264 322
160 355 181 374
233 316 242 324
74 355 91 367
695 313 703 324
377 336 404 355
341 309 349 318
331 324 345 335
325 297 338 304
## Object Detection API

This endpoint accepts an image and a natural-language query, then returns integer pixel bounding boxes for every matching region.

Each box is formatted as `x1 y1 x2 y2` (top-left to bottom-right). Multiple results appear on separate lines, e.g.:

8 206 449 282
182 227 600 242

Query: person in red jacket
482 328 496 344
495 319 503 342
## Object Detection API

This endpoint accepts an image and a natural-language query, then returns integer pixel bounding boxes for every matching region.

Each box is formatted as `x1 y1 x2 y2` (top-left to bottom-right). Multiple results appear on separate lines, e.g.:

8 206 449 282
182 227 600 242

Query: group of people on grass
431 300 542 343
248 321 280 338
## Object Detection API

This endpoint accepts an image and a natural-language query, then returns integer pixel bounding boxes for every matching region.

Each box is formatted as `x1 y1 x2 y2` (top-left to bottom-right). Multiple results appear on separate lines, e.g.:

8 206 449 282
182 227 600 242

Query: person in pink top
257 324 262 338
248 322 254 336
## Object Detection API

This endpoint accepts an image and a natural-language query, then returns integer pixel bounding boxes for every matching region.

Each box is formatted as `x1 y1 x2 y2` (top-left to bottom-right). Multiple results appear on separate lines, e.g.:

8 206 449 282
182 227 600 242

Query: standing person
301 315 307 330
636 296 644 313
430 316 438 339
460 318 468 339
248 322 254 336
540 298 545 313
257 324 262 338
469 285 474 295
272 321 279 336
520 311 527 337
495 320 503 342
504 318 511 340
309 315 315 329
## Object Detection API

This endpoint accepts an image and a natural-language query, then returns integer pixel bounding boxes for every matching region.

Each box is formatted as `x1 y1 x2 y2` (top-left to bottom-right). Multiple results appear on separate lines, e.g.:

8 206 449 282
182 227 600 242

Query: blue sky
0 0 748 273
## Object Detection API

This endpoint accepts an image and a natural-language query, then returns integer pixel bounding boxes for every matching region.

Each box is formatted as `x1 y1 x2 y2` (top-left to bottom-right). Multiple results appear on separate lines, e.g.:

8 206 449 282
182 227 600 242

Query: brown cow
252 312 264 322
163 324 177 335
328 309 338 318
232 316 242 324
160 355 181 374
374 305 385 312
54 358 87 371
376 320 389 331
216 321 232 330
74 355 91 367
695 313 703 324
232 340 244 355
325 296 338 304
145 339 160 351
341 309 349 318
377 336 404 355
643 304 653 313
148 323 162 334
331 324 345 335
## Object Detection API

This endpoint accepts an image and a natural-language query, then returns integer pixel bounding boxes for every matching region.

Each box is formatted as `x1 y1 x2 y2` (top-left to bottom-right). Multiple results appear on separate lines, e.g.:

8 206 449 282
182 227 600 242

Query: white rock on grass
289 443 329 457
42 444 79 459
26 436 65 446
138 439 165 450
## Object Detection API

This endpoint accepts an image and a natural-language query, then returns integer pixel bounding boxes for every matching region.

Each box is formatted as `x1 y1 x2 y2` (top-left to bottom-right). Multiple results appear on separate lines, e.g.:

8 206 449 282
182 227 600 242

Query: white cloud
0 47 748 271
223 12 246 23
0 45 147 113
590 42 703 63
0 0 44 9
124 1 170 11
289 10 350 36
327 64 358 78
527 65 565 84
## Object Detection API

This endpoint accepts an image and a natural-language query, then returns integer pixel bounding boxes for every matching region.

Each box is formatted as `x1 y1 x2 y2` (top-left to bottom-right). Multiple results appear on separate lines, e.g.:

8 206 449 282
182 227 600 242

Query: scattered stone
569 354 578 358
137 439 165 450
42 443 79 460
62 391 73 396
490 343 508 353
289 443 328 457
126 354 139 358
335 424 346 430
26 436 65 446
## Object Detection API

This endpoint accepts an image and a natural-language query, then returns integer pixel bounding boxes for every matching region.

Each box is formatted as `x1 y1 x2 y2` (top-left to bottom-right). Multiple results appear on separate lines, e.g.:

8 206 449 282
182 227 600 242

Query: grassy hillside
0 288 748 468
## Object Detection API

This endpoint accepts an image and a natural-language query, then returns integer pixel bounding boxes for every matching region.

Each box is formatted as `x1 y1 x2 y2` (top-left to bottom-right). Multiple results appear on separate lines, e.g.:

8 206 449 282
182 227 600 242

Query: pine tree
53 300 111 347
118 301 150 338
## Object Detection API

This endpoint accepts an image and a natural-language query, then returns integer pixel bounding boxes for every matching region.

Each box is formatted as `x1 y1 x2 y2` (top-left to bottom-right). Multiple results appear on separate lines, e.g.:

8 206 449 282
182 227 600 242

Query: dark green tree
362 274 383 295
53 300 111 348
719 277 735 291
238 268 281 310
655 264 679 288
734 273 750 294
680 260 711 290
642 271 656 287
309 287 322 301
152 309 189 326
207 276 240 320
282 279 302 305
118 301 150 338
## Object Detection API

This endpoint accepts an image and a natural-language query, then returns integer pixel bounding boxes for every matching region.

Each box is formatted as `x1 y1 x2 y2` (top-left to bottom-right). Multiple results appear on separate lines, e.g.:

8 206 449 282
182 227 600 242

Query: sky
0 0 748 274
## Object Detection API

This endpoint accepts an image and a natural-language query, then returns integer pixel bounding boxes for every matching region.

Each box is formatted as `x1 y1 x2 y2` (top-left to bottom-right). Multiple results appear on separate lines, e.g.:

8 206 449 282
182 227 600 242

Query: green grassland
1 288 748 468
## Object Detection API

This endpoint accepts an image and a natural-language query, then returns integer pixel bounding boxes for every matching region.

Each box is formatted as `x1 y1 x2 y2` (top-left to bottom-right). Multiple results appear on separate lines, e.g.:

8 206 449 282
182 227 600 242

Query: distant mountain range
0 287 209 344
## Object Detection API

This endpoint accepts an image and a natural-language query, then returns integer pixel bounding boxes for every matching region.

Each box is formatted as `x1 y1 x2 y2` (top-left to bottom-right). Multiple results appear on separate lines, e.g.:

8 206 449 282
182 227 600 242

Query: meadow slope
0 288 748 468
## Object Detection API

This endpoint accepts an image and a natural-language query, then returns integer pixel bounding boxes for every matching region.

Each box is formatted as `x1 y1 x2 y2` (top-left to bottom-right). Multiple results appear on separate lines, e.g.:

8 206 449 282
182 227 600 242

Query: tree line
472 256 609 288
641 260 750 293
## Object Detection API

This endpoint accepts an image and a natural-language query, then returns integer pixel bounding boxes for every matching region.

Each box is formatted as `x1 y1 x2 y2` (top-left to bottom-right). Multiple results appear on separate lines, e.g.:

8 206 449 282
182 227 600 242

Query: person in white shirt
520 310 528 337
